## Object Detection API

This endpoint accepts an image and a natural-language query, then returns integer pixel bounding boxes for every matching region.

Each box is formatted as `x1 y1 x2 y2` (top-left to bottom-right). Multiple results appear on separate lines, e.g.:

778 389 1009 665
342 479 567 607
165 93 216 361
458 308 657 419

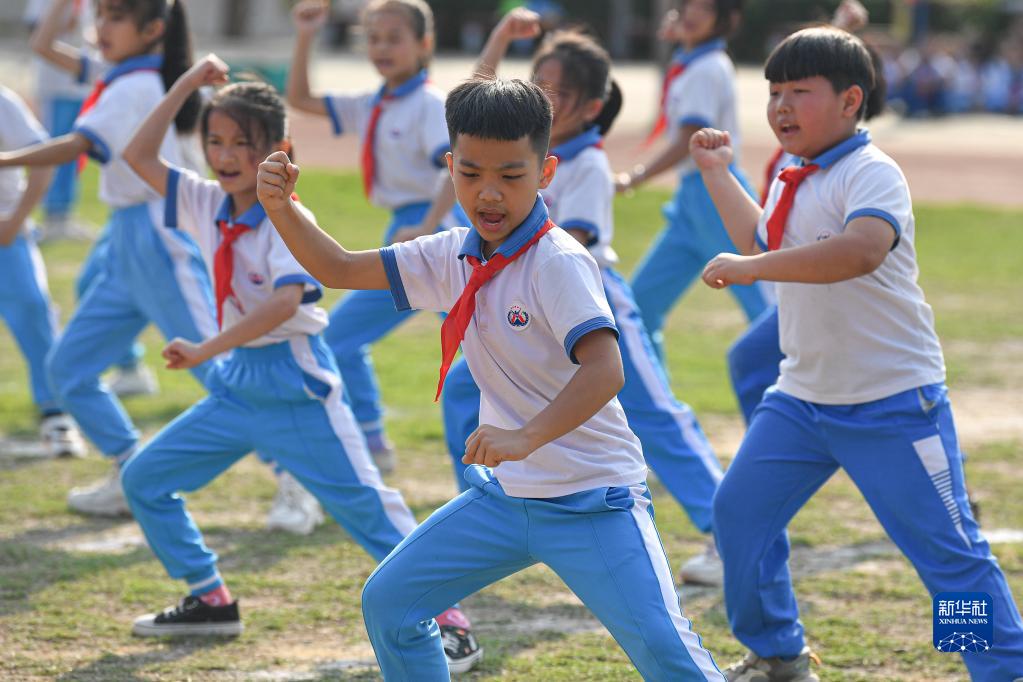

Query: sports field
1 167 1021 680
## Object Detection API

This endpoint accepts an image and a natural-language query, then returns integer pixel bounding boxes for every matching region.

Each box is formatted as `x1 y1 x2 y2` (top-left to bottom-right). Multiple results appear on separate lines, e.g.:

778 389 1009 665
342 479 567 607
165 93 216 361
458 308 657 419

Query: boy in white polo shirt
259 77 724 681
690 27 1023 682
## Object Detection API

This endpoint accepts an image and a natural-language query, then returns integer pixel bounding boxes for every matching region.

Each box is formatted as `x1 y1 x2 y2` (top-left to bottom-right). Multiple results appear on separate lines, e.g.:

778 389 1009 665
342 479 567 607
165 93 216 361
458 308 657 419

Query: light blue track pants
0 232 61 414
726 305 783 424
327 202 467 437
442 268 723 532
630 169 768 359
713 384 1023 680
47 204 217 456
121 335 417 594
362 465 725 681
41 96 83 219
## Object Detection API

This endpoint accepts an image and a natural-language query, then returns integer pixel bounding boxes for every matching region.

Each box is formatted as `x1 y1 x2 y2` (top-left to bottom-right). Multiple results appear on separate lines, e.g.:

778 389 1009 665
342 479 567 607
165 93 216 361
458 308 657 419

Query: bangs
765 27 874 92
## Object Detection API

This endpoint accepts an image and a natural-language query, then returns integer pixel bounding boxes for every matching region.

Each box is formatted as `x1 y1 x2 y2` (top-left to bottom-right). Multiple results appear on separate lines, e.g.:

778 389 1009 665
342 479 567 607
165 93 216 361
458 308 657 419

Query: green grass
0 167 1021 680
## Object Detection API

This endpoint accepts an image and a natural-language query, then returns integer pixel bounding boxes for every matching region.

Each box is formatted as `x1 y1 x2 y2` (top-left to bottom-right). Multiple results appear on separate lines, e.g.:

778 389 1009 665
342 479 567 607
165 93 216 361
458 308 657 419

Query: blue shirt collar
374 69 428 104
801 129 871 169
103 54 163 85
458 194 549 261
215 194 267 229
671 38 726 67
550 126 602 162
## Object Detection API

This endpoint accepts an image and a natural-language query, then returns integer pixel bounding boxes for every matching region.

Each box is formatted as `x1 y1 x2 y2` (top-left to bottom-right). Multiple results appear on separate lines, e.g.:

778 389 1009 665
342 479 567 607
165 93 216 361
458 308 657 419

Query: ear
275 139 293 156
445 151 454 177
841 84 865 119
582 97 605 126
539 154 558 189
141 17 166 46
421 34 435 61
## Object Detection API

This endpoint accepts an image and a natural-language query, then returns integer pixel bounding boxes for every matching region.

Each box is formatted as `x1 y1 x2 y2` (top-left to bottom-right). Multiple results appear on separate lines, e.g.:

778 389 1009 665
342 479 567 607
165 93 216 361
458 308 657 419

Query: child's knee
119 452 157 501
711 477 744 536
361 568 401 631
45 342 75 394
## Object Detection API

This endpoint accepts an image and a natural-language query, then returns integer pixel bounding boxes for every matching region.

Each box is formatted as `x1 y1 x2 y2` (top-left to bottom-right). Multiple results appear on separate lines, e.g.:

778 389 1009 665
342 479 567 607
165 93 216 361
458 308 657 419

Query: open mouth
779 123 800 136
216 170 241 181
477 209 507 233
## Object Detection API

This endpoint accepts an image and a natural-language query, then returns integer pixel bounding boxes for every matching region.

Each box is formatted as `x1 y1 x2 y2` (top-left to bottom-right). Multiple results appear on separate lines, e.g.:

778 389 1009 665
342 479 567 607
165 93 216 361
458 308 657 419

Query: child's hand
258 151 300 212
702 252 760 289
833 0 869 33
462 424 535 468
689 128 734 173
185 54 230 90
496 7 542 42
292 0 329 35
162 338 208 370
657 8 684 43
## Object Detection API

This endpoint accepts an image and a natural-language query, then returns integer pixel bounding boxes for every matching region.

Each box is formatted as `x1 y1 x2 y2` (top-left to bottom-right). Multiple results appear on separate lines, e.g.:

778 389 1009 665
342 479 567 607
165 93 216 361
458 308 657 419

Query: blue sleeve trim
164 169 180 228
429 142 450 169
564 315 618 364
73 125 110 164
77 55 91 84
678 115 712 129
755 230 769 252
846 207 901 251
380 246 411 311
274 273 323 304
323 96 343 136
559 220 600 247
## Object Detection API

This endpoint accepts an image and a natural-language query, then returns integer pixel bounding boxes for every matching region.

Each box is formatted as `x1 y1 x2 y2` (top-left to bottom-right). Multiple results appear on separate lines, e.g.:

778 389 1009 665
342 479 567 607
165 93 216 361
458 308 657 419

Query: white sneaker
266 471 325 535
37 215 94 242
67 467 131 517
40 414 87 458
109 365 159 398
678 540 724 587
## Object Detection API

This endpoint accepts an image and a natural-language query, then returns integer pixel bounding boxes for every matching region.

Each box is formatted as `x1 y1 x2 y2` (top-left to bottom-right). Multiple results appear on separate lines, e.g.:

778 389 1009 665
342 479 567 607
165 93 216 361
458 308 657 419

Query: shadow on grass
56 639 235 681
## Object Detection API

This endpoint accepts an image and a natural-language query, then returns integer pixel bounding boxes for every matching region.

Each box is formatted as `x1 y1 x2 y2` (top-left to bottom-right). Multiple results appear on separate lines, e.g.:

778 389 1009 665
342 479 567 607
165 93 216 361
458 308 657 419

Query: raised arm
690 128 762 254
286 0 330 116
29 0 84 78
462 328 625 468
475 8 542 78
0 166 54 246
124 54 230 195
257 151 389 290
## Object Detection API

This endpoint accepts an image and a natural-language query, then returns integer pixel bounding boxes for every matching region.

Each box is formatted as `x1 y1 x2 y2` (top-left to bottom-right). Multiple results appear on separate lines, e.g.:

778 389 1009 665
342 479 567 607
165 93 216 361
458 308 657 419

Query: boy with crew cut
689 27 1023 682
257 77 724 680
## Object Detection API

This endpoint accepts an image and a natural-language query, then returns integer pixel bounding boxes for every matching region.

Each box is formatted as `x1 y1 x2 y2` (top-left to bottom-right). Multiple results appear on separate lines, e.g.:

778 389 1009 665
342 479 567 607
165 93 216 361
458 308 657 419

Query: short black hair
445 78 552 159
765 26 878 120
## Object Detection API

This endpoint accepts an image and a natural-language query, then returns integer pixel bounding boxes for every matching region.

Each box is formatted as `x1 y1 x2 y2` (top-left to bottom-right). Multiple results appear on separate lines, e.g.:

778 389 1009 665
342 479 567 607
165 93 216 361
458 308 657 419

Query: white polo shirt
165 168 328 346
323 70 450 211
0 86 48 222
381 196 646 498
756 130 946 404
545 126 618 268
665 40 741 177
72 55 183 209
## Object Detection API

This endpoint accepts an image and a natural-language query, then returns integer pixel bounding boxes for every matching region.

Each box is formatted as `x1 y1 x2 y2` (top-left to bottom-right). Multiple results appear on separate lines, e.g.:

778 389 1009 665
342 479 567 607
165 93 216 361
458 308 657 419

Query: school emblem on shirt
507 304 531 331
816 230 833 242
248 272 265 285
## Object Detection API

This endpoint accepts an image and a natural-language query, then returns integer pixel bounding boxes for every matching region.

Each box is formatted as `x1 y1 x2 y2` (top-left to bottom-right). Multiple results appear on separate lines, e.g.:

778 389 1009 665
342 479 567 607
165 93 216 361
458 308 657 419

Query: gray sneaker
723 647 820 682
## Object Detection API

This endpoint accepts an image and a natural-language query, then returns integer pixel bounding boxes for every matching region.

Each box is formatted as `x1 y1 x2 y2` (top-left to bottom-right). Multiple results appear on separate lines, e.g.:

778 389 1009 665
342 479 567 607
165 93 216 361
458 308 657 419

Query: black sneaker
437 607 483 674
132 595 243 637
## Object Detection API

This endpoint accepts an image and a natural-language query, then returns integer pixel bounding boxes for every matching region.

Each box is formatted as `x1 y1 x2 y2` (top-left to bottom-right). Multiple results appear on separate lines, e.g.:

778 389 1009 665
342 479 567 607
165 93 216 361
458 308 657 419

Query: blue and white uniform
120 168 418 595
631 40 768 357
713 131 1023 679
0 86 62 416
321 70 465 439
442 127 723 533
46 55 217 459
363 197 724 680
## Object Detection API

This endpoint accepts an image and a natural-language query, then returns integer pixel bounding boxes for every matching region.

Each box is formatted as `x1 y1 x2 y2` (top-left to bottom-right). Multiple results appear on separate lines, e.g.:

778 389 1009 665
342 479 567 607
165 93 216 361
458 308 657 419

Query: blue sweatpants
327 202 458 437
631 169 768 359
362 465 724 681
442 268 723 533
41 96 84 219
0 231 61 415
121 335 418 594
713 384 1023 680
47 204 217 457
726 305 783 424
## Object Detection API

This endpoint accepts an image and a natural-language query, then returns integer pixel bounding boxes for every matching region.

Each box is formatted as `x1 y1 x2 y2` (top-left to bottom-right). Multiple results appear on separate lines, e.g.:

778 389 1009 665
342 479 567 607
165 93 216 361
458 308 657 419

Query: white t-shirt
545 127 618 268
72 56 183 208
0 86 48 222
665 41 741 177
756 130 946 404
381 196 646 498
323 70 450 211
166 168 328 346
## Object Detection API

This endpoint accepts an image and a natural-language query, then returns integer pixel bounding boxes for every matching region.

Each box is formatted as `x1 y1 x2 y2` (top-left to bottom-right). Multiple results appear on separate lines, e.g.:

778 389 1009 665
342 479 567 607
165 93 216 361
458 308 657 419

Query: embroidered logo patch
248 272 265 285
507 304 530 330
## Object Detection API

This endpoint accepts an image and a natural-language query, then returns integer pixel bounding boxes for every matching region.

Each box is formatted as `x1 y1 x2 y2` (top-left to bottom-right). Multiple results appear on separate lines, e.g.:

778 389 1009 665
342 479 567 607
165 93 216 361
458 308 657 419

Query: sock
198 583 232 607
436 607 471 630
